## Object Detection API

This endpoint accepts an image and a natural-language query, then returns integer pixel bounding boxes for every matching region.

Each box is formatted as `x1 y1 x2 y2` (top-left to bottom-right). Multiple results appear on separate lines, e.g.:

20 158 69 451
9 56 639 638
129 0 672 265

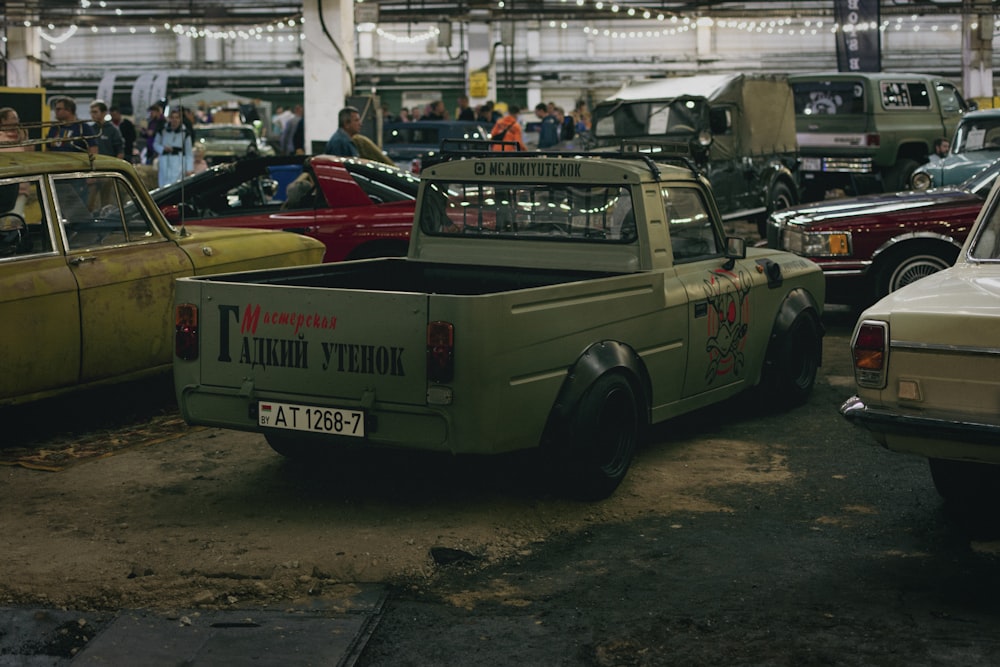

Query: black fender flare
548 340 652 429
764 288 824 374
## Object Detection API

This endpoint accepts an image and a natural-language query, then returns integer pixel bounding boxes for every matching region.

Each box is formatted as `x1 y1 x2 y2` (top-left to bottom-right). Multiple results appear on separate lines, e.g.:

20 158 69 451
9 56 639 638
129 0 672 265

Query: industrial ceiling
0 0 978 30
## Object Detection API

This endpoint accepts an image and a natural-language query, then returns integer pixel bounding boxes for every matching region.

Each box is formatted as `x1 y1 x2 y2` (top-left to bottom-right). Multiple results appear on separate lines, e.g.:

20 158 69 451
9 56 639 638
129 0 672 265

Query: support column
302 0 354 153
525 23 542 110
4 27 42 88
466 20 496 107
962 7 994 101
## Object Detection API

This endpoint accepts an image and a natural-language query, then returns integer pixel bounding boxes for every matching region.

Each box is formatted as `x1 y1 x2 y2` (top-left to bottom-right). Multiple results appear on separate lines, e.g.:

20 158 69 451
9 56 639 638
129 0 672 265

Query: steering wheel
0 212 28 257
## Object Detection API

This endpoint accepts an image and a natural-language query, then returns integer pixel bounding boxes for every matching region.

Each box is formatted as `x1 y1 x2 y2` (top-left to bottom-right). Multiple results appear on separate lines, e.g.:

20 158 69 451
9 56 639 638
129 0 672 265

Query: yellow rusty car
0 151 325 406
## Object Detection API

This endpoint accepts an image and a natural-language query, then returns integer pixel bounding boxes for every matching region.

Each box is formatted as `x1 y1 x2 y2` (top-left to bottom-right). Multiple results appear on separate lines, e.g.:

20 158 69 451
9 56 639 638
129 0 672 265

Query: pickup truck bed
203 258 617 294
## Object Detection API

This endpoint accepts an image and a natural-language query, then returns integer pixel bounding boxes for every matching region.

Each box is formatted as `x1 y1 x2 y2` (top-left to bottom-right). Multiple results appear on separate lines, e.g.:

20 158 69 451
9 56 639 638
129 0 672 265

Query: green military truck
590 73 800 236
173 147 826 499
789 72 971 200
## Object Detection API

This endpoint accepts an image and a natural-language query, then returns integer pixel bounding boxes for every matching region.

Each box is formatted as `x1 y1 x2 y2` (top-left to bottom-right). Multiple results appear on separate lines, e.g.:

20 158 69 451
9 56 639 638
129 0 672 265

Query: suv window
792 80 865 115
936 83 965 113
880 82 931 109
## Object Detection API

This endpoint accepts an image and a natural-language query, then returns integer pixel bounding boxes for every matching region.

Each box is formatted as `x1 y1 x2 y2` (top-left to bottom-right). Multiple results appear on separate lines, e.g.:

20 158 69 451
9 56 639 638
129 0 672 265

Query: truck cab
789 72 970 200
591 73 800 235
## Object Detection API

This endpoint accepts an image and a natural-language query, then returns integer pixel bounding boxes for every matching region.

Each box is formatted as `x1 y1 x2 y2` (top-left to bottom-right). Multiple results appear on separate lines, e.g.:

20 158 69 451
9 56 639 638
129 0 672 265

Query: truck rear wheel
560 372 639 500
757 181 796 238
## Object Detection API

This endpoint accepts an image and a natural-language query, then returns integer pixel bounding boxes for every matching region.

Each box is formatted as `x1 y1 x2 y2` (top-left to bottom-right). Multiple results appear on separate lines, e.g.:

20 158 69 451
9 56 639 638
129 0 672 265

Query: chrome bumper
840 395 1000 446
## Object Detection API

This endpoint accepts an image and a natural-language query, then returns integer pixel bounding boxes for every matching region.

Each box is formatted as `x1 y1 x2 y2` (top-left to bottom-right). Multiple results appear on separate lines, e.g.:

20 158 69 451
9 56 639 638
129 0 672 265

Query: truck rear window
792 80 865 115
419 182 637 243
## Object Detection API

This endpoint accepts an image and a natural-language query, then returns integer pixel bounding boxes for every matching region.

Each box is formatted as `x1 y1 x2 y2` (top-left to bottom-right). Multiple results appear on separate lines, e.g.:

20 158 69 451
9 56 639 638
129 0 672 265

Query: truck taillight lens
427 321 454 382
865 133 880 147
851 320 888 388
175 303 199 361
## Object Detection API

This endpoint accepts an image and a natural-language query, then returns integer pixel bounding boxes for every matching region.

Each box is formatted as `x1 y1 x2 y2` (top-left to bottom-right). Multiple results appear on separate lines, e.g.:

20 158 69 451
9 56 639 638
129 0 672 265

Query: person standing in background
46 97 94 153
0 107 31 217
153 108 193 187
88 100 124 159
490 105 526 152
455 95 475 121
109 106 137 163
555 106 575 142
325 106 361 157
535 103 560 149
280 104 303 155
144 103 166 164
0 107 27 150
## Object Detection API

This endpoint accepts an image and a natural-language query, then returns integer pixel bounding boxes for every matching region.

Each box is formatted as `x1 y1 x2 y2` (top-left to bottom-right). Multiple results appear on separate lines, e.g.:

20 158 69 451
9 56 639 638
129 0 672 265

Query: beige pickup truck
173 147 825 499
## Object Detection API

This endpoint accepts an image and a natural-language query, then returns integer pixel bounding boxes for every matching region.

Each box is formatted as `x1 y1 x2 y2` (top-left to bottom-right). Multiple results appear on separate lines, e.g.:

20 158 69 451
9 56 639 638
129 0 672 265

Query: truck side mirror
722 236 746 270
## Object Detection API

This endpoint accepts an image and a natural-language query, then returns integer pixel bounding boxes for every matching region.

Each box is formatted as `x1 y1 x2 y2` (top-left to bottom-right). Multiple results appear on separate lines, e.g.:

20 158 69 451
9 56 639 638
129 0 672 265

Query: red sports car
766 163 998 306
152 155 418 263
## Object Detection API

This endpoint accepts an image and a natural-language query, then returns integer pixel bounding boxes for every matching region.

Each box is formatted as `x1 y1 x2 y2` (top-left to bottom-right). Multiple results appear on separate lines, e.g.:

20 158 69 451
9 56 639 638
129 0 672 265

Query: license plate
800 157 822 172
258 401 365 438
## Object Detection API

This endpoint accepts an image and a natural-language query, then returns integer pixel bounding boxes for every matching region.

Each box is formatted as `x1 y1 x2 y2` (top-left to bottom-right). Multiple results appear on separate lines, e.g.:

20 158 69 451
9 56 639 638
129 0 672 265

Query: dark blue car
383 120 490 173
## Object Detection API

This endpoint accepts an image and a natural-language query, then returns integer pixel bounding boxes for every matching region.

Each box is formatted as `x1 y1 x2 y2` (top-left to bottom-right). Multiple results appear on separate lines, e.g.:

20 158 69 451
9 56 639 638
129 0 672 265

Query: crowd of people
0 96 217 188
312 97 594 159
2 94 598 189
380 97 593 139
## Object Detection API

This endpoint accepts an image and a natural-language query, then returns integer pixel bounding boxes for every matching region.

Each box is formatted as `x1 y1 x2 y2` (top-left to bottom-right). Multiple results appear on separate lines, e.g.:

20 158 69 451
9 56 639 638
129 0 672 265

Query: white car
193 124 275 166
842 175 1000 504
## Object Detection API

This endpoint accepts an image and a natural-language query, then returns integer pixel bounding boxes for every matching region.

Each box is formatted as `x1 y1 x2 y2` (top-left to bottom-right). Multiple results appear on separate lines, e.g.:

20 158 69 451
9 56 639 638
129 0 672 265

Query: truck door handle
69 255 98 265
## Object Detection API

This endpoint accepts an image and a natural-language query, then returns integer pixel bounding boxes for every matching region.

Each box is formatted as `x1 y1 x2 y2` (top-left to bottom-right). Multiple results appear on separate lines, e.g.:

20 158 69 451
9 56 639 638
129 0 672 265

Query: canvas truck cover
600 73 797 159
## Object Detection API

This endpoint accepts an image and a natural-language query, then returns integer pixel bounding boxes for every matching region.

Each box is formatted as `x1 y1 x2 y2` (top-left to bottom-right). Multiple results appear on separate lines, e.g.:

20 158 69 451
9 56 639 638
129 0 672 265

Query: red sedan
153 155 418 263
766 163 998 305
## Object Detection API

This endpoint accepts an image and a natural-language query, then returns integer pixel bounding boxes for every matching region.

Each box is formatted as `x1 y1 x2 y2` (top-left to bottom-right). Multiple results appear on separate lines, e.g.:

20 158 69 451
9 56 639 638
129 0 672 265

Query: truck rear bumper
178 384 453 453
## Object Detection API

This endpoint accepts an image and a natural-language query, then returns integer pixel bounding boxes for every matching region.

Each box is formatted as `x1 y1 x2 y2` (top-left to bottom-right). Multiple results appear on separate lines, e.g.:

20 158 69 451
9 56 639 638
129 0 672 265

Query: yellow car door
0 178 81 404
53 173 194 383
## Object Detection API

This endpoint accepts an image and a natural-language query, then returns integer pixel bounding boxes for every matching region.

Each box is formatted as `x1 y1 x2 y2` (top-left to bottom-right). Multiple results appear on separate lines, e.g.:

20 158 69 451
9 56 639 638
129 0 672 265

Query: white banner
131 73 155 116
95 71 116 107
130 71 170 116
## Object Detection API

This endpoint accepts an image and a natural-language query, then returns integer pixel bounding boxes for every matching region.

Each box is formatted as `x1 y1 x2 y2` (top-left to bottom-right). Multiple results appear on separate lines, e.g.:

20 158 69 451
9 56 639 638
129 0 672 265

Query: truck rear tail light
851 320 888 388
865 133 880 147
175 303 199 361
427 321 454 382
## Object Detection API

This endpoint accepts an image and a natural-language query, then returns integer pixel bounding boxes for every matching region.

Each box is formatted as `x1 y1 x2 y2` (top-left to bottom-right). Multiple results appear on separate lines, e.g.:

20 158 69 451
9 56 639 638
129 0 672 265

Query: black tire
874 245 957 299
763 313 821 407
929 458 1000 504
883 158 920 192
756 181 796 239
560 372 640 500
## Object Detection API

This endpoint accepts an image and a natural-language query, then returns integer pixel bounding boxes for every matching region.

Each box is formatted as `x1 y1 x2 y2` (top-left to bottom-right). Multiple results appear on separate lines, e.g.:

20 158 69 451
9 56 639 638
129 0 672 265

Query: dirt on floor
4 306 1000 666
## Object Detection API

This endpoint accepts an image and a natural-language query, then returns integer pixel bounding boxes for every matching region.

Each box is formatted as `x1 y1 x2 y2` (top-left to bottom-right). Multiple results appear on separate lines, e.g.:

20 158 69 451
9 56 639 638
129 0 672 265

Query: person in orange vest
490 105 526 152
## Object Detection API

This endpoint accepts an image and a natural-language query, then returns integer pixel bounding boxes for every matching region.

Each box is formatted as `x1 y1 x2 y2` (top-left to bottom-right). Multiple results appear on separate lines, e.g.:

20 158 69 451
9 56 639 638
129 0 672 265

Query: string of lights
12 0 998 49
31 16 305 48
368 14 984 45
